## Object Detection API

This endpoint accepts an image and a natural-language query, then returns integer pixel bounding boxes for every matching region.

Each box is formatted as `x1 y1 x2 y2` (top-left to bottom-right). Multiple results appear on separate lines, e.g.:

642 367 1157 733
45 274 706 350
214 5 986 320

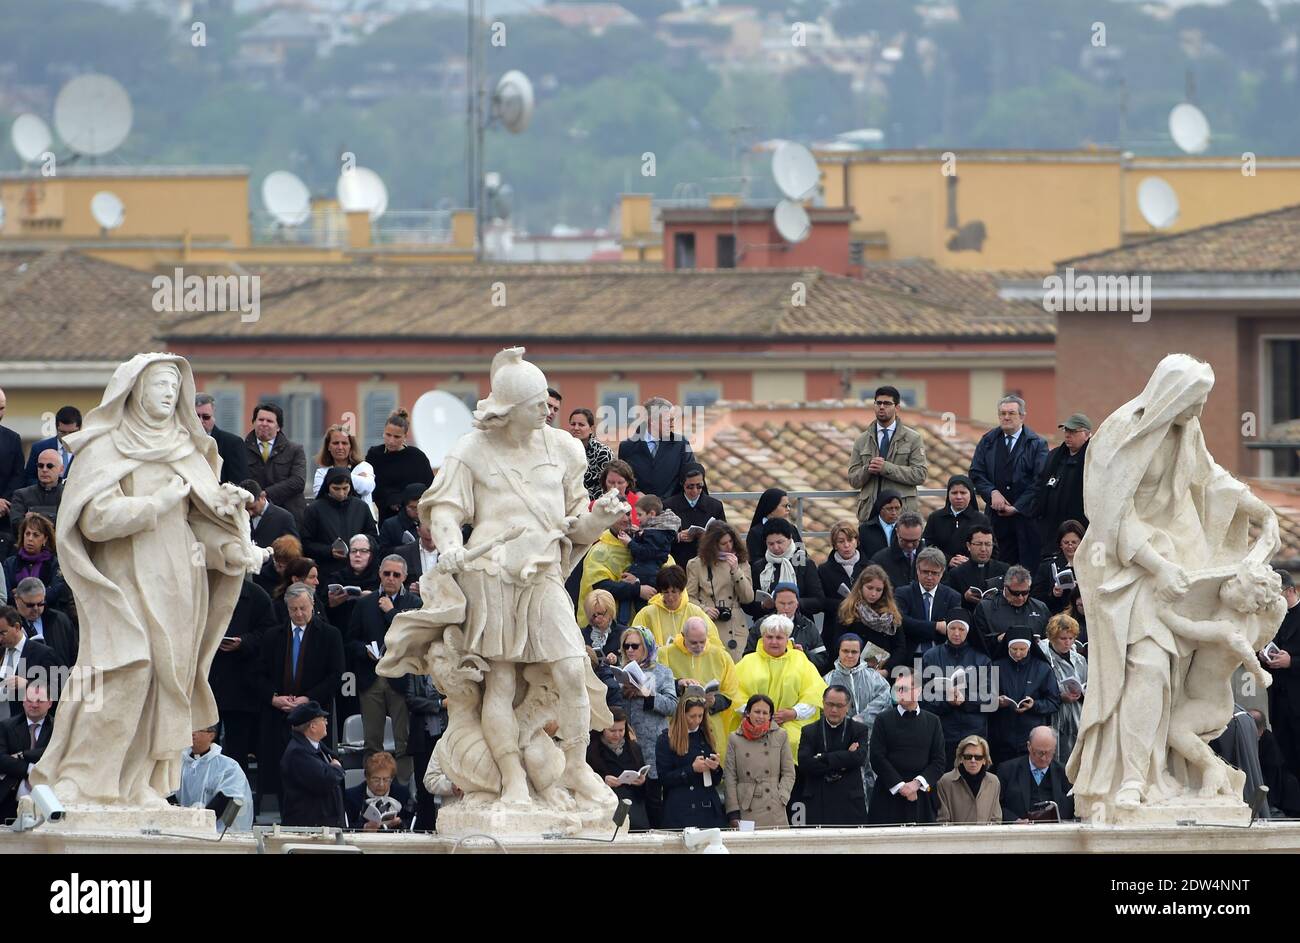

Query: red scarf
741 716 771 741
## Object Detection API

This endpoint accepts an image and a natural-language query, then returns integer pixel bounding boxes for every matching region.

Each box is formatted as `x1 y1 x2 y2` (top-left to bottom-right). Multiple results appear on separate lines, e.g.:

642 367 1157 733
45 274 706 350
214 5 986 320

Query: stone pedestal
435 800 625 839
46 803 216 834
1080 796 1253 827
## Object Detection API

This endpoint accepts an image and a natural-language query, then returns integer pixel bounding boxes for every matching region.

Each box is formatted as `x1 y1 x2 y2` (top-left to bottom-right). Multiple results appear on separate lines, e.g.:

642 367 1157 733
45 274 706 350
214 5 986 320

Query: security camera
32 784 65 822
682 827 729 854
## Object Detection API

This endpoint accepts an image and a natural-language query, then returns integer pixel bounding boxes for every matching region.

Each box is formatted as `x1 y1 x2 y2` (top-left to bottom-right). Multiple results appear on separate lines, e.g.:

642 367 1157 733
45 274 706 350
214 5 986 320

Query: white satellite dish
54 74 133 156
262 170 312 226
11 114 52 163
772 141 820 201
90 190 126 231
774 199 811 244
493 70 535 134
336 166 388 221
410 390 475 469
1169 102 1210 155
1137 176 1180 229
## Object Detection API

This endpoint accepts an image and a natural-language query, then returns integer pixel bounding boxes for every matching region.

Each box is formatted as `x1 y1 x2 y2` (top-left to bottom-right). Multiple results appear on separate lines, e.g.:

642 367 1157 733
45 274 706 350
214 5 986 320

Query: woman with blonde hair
833 564 905 673
686 522 753 660
818 520 865 601
1039 612 1088 760
364 407 434 523
581 588 626 662
314 424 377 519
618 626 677 826
657 688 727 829
935 734 1001 824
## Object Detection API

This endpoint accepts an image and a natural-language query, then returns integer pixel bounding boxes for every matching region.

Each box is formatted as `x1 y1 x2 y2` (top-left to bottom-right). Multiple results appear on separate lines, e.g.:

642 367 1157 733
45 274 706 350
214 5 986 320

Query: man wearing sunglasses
972 565 1049 659
8 450 64 536
346 554 421 784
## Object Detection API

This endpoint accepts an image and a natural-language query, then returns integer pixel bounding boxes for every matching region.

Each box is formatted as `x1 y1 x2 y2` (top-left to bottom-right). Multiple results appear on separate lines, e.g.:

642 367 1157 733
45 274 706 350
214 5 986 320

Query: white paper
366 641 381 660
615 765 650 786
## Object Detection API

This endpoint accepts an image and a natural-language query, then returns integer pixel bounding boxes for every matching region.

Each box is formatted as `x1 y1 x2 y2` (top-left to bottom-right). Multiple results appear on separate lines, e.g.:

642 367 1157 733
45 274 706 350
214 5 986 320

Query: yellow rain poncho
577 530 632 627
734 641 827 761
658 633 741 761
631 590 721 649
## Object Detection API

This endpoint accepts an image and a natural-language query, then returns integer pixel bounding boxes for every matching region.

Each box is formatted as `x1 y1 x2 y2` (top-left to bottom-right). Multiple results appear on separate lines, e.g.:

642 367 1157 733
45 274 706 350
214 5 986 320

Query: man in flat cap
279 700 345 828
1030 413 1091 553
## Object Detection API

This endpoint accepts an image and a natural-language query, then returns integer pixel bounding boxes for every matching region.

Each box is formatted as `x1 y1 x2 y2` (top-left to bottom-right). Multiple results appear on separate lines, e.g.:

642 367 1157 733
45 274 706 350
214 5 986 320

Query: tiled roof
1061 203 1300 273
164 264 1055 341
855 259 1050 323
0 248 169 360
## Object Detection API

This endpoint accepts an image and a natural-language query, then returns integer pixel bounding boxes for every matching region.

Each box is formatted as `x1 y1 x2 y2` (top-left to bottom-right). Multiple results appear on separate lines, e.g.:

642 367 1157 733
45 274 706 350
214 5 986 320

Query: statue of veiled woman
32 353 259 808
1067 354 1280 819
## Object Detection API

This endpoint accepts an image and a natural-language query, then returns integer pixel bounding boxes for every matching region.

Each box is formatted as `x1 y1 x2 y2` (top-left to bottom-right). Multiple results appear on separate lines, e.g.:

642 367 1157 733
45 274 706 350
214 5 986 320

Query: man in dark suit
870 510 925 591
996 725 1075 821
1 607 57 719
1263 570 1300 777
22 405 80 487
13 579 77 673
616 396 696 499
256 585 345 806
343 750 412 830
0 389 26 524
800 684 870 826
896 547 963 656
347 555 421 783
973 565 1050 659
242 479 299 550
868 669 945 824
244 402 307 523
0 679 53 823
211 577 275 776
968 394 1049 569
943 526 1009 610
10 450 64 536
196 393 251 486
279 700 346 828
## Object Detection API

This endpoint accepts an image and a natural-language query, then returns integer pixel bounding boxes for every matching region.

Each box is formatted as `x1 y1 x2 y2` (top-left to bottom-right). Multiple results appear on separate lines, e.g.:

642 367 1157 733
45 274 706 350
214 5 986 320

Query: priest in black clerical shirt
1264 569 1300 778
868 669 945 825
943 525 1009 610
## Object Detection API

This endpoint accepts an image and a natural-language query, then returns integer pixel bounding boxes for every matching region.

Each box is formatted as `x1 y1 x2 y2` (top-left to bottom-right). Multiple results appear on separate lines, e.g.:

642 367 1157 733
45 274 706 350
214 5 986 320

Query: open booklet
362 794 402 824
1000 695 1034 710
1059 676 1086 698
612 660 653 697
1052 561 1076 591
862 641 892 667
681 517 720 538
754 589 774 606
615 765 651 786
1261 641 1283 661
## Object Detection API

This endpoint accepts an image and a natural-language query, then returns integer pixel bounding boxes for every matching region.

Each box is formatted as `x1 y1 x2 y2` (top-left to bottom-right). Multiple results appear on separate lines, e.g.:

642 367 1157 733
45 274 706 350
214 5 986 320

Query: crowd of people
1 381 1298 835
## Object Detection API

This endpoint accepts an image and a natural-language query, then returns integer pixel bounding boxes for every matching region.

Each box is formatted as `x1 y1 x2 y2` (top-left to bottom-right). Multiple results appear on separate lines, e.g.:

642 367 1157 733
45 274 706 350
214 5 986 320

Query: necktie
292 627 304 673
923 591 932 622
29 722 38 748
1004 434 1012 450
879 427 892 457
3 648 15 675
261 440 271 462
647 439 658 457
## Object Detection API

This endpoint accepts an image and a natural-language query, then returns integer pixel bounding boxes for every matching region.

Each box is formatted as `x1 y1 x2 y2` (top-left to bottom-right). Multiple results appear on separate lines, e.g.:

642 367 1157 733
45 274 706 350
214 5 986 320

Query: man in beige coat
848 385 929 522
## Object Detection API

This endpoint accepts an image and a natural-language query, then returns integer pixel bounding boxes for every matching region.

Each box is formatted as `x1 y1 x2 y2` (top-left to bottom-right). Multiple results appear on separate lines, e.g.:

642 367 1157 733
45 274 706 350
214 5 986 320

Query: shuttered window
363 388 399 450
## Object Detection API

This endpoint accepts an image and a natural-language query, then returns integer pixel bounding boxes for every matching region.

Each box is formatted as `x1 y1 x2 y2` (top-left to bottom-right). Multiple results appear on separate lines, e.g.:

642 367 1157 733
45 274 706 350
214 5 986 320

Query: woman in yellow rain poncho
734 614 827 761
658 617 740 761
631 565 720 648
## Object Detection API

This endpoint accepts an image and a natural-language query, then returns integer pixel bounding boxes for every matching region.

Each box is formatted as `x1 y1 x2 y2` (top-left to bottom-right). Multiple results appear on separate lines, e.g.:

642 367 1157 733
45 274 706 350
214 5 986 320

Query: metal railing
712 488 949 540
250 209 347 247
371 210 453 246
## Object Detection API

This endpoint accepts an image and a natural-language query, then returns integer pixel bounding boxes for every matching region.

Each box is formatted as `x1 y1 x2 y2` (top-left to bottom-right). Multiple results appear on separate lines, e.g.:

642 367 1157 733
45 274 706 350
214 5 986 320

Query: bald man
0 390 23 518
995 725 1075 822
9 450 64 534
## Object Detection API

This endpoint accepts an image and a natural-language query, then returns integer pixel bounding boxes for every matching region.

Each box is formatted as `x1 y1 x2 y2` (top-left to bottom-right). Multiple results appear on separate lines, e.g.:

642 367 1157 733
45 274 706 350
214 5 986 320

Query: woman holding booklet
586 707 650 831
1038 613 1088 762
616 626 678 826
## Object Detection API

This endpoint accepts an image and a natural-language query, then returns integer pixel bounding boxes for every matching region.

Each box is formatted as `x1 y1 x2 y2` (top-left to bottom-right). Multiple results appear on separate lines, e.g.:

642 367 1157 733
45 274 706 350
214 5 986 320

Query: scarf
589 624 611 651
834 549 860 579
856 602 898 636
760 543 799 592
741 716 771 741
959 765 986 797
15 547 52 584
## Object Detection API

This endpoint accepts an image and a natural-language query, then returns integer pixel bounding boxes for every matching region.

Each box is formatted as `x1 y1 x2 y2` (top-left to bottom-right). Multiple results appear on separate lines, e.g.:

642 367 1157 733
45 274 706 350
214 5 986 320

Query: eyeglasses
1005 588 1030 598
961 753 985 762
36 463 58 470
874 400 896 408
367 776 393 785
19 600 45 608
350 548 371 555
622 643 642 651
380 570 404 578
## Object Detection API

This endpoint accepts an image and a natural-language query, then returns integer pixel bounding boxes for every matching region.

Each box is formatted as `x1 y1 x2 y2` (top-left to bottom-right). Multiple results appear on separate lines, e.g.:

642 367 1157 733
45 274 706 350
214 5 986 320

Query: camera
715 606 732 622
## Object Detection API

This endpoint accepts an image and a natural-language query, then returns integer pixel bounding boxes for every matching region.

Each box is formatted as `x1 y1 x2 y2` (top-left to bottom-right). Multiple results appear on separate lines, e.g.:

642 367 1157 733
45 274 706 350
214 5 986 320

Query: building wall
662 217 852 275
1056 307 1242 473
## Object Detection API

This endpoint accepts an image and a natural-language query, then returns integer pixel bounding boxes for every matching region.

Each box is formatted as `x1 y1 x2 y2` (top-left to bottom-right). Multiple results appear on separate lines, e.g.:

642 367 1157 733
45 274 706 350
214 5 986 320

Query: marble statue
31 353 260 814
1067 353 1285 824
379 348 626 833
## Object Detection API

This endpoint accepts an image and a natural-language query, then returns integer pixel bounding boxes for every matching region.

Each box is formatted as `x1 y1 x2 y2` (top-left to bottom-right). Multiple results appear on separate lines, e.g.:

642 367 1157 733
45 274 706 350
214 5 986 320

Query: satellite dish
773 199 811 244
90 191 126 231
772 141 820 201
336 166 388 221
262 171 312 226
1137 176 1180 229
410 390 475 469
11 114 52 163
493 70 535 134
1169 102 1210 155
53 74 133 156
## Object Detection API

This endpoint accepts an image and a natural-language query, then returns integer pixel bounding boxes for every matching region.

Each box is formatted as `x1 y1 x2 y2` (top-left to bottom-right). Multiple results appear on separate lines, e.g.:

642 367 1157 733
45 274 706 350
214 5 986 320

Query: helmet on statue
474 347 548 426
